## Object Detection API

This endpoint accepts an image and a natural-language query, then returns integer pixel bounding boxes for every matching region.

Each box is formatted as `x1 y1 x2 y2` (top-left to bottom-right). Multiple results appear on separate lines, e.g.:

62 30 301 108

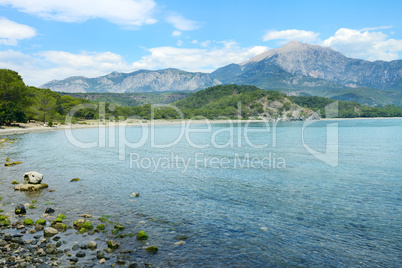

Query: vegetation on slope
174 84 315 119
59 92 190 107
0 69 94 126
291 96 402 118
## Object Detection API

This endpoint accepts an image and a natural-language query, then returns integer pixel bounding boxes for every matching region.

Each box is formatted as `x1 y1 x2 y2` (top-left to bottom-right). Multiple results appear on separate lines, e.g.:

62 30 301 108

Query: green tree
0 69 28 125
31 89 58 124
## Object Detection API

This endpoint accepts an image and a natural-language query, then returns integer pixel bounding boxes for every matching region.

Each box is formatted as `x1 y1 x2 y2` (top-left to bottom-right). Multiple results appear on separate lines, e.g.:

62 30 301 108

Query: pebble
76 251 86 258
0 208 156 267
88 241 97 250
174 240 186 246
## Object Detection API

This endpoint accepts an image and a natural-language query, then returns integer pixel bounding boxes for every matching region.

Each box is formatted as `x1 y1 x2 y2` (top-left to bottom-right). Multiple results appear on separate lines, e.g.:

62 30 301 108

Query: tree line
290 96 402 118
0 69 182 125
1 69 402 126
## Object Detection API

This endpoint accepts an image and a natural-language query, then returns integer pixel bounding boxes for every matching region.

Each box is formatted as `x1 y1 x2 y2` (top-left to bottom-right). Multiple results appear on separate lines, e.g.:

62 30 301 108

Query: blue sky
0 0 401 86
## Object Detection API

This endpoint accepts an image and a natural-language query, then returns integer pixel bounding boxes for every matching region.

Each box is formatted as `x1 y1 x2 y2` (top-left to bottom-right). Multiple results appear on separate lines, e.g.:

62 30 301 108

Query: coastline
1 117 401 136
320 117 402 121
0 119 261 136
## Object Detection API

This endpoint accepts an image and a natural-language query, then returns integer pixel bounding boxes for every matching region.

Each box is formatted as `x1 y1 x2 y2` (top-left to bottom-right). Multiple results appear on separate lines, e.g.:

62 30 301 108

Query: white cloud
166 14 200 31
0 49 134 86
132 42 269 72
0 17 36 45
263 29 319 43
0 0 157 26
321 28 402 61
201 40 211 47
172 30 182 37
0 42 267 86
360 25 392 31
177 40 183 46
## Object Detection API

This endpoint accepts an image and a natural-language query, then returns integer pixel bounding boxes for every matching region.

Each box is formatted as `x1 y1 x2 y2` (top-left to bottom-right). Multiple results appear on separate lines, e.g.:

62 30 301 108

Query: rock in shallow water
23 172 43 184
107 240 120 249
15 204 26 215
76 251 86 258
145 246 158 254
136 230 148 240
45 208 55 214
88 241 97 250
14 183 48 191
44 227 58 237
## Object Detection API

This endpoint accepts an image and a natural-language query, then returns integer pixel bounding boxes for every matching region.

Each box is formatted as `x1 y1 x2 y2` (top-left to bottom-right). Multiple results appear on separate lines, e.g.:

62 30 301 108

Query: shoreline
1 117 401 136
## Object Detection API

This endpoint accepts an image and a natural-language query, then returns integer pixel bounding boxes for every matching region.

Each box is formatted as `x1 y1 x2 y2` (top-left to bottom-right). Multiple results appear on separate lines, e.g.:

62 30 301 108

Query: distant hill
42 69 220 93
42 41 402 106
174 84 318 120
59 92 190 107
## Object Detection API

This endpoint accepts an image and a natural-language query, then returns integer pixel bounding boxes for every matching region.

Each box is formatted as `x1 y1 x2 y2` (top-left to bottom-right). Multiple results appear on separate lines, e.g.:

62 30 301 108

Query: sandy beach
1 117 401 136
0 119 255 136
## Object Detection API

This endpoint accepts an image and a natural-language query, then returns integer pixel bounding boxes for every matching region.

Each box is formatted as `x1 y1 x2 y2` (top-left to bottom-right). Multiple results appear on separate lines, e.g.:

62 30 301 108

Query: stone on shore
23 171 43 184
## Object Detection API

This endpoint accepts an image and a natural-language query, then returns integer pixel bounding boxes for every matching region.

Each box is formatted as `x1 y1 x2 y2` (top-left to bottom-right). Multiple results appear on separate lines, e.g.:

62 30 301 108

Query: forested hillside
174 85 317 120
0 69 94 126
291 96 402 118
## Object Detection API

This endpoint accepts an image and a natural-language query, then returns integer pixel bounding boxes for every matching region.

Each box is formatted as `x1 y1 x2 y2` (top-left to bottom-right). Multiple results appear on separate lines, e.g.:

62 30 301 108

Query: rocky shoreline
0 170 160 267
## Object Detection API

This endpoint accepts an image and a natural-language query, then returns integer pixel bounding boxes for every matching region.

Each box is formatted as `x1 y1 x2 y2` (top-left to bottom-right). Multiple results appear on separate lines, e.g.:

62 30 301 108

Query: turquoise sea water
1 119 401 267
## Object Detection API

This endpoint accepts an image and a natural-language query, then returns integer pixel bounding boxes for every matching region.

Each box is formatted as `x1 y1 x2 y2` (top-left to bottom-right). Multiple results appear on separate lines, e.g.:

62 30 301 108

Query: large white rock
23 172 43 184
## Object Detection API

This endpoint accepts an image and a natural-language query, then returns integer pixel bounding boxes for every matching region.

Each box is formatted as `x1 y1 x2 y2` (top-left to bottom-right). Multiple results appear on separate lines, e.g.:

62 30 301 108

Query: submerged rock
35 219 47 225
45 207 55 214
74 218 93 234
145 246 158 254
0 215 11 226
174 240 186 246
15 204 26 215
136 230 149 240
4 161 23 167
23 171 43 184
88 241 97 250
24 218 34 225
107 240 120 249
79 214 92 218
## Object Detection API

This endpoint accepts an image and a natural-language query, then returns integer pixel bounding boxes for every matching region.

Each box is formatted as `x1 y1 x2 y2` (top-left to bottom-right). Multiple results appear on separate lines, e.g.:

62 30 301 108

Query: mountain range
42 41 402 106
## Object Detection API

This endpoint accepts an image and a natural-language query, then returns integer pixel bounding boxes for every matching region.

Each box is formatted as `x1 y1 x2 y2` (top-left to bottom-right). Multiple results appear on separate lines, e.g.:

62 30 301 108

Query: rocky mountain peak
242 41 342 66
